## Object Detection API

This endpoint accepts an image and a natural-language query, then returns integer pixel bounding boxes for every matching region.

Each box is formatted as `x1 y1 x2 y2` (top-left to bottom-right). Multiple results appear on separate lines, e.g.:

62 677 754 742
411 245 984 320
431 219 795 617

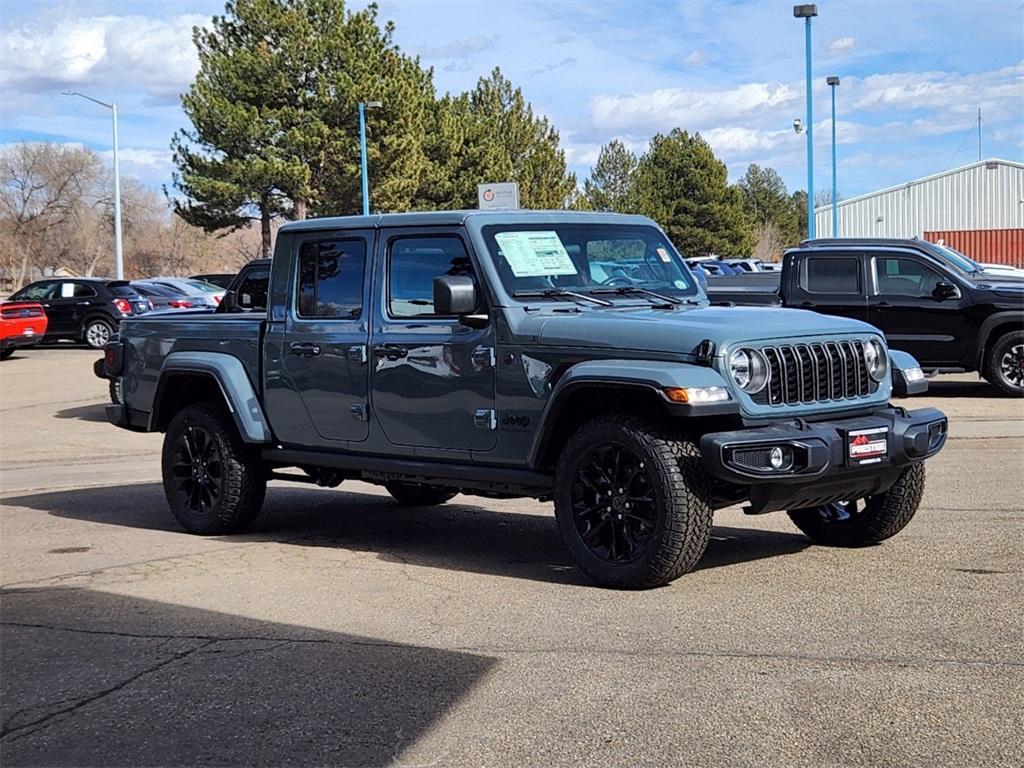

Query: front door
273 231 373 446
370 229 497 453
867 254 969 367
46 281 95 336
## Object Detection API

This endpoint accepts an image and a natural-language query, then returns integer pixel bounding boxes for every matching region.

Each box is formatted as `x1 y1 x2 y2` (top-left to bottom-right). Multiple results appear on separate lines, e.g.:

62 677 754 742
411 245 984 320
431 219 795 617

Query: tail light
113 298 132 315
213 295 222 305
168 300 193 308
104 341 125 376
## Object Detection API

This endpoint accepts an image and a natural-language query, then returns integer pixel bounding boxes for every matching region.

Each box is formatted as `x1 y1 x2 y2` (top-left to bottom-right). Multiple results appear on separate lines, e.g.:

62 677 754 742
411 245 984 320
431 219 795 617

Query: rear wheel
162 402 266 534
83 318 113 349
983 330 1024 397
384 482 457 507
0 348 13 360
787 463 925 546
554 415 713 589
108 377 122 404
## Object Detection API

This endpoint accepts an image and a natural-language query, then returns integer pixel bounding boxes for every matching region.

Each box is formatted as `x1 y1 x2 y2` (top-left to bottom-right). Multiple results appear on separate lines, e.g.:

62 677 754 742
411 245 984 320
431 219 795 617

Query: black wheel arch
976 311 1024 368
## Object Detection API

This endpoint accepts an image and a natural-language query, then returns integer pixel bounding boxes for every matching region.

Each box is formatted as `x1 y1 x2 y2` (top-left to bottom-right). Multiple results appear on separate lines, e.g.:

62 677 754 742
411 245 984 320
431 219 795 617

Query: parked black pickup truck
101 212 947 589
708 238 1024 396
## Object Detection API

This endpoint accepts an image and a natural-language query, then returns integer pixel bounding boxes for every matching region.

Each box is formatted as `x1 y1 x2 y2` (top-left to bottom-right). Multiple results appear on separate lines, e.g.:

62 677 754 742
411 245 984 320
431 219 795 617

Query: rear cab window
798 255 862 294
296 239 366 318
236 268 270 311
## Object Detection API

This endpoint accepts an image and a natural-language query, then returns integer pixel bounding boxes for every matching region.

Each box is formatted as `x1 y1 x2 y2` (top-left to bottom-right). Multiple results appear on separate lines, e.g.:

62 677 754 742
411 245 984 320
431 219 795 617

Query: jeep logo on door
501 413 531 430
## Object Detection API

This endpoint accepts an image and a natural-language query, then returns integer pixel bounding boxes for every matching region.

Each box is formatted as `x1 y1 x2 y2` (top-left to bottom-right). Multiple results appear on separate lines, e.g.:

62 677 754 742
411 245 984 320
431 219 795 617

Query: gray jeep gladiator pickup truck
104 211 948 589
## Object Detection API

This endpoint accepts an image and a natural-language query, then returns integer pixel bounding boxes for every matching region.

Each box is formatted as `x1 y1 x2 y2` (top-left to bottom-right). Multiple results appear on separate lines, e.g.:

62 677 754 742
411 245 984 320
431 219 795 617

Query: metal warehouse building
815 158 1024 266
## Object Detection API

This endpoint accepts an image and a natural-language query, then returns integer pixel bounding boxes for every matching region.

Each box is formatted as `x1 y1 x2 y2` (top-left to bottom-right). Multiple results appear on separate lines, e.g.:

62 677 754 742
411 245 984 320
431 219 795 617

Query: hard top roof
279 209 654 233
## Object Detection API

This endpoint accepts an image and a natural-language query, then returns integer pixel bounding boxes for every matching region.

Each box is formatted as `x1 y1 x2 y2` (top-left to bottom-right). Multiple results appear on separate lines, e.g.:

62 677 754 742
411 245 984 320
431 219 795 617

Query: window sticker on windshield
656 247 672 263
495 231 578 277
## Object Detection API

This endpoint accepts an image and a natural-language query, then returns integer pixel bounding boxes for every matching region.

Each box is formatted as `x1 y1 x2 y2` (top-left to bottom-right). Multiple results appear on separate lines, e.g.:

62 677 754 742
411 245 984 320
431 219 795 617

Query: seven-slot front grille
751 340 878 406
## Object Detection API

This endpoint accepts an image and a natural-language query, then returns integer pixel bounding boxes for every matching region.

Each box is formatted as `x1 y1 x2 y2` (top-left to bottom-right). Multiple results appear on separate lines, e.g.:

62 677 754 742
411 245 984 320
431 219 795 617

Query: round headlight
728 348 769 394
864 339 888 382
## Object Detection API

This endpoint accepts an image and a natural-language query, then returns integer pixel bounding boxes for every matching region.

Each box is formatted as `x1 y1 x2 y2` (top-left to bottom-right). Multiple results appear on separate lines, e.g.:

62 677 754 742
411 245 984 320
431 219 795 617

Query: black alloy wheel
170 424 224 517
571 442 656 564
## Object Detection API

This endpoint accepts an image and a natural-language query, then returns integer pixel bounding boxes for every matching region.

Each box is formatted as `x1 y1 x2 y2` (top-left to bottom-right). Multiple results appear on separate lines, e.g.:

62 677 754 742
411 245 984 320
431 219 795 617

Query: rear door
867 253 969 366
369 228 497 454
786 252 868 322
270 230 373 446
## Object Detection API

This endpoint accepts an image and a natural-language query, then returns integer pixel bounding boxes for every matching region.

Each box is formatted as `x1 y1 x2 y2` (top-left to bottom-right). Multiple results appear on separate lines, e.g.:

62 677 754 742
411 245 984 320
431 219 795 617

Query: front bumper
700 406 947 514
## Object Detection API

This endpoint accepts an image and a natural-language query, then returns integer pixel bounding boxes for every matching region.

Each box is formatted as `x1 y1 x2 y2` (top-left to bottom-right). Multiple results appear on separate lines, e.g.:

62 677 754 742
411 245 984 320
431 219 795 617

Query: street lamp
64 91 123 279
793 4 818 240
827 75 841 237
358 101 383 216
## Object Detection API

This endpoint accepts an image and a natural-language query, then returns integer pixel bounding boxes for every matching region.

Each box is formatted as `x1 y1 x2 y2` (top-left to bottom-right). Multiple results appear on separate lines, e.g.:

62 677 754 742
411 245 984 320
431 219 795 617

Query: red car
1 302 48 360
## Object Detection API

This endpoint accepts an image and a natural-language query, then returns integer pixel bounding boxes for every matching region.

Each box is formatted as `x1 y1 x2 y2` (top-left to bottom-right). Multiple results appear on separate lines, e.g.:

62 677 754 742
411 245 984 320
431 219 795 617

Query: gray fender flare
154 351 272 443
527 359 735 468
888 349 928 396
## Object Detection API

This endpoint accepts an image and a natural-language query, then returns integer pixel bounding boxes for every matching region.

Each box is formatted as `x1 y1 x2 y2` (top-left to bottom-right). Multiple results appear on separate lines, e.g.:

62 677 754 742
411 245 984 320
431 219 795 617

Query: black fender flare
975 311 1024 367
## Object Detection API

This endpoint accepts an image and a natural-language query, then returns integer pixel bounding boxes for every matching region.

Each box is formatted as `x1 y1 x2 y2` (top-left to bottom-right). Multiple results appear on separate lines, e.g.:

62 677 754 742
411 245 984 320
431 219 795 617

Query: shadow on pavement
0 587 494 766
923 377 1001 398
54 404 109 423
2 483 810 586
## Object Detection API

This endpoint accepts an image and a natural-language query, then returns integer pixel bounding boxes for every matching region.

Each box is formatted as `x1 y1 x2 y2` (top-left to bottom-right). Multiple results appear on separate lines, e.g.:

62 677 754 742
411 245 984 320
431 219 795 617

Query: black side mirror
433 275 480 317
932 281 959 301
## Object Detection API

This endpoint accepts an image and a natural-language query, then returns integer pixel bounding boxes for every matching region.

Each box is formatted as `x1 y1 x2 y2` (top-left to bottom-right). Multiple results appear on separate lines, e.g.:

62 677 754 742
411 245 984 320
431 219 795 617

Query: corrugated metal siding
815 159 1024 238
924 229 1024 267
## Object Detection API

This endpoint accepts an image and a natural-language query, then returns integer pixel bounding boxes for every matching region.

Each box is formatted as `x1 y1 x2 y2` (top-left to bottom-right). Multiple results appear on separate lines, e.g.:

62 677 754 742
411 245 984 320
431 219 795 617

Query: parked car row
1 275 227 351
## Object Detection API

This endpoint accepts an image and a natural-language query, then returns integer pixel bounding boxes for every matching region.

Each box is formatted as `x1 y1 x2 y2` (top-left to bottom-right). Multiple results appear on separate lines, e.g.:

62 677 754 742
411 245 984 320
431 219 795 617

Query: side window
72 282 97 298
296 238 366 318
237 268 269 311
388 236 475 318
12 281 55 301
874 257 944 298
800 256 861 294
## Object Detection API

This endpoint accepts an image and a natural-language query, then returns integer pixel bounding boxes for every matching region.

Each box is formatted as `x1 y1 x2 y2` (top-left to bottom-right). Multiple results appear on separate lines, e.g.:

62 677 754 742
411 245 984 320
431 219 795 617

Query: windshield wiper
590 286 684 306
512 288 614 307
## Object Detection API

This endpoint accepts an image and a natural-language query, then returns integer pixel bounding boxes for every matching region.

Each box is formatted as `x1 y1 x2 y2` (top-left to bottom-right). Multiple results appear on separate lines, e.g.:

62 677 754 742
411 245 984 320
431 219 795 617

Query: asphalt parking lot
1 347 1022 767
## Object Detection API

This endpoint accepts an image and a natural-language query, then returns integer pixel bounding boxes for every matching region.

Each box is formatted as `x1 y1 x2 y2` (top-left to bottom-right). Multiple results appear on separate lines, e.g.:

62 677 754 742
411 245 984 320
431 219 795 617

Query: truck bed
705 272 782 306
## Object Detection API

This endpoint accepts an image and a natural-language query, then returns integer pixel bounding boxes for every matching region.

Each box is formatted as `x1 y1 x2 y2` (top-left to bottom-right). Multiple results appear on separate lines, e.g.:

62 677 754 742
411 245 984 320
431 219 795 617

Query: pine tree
582 140 637 212
632 130 754 258
170 0 435 257
421 68 576 210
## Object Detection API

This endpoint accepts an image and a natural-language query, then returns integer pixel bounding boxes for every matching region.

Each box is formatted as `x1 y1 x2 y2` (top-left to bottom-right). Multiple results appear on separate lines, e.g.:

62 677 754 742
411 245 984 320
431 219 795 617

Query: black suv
8 278 150 349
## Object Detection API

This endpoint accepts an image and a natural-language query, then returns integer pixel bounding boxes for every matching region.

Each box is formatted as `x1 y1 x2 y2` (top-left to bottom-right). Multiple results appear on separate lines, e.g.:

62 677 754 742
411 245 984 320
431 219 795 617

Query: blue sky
2 0 1021 201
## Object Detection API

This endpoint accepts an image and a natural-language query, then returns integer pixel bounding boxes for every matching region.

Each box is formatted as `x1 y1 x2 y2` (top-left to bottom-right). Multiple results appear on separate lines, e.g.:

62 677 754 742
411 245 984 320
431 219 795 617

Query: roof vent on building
985 161 999 170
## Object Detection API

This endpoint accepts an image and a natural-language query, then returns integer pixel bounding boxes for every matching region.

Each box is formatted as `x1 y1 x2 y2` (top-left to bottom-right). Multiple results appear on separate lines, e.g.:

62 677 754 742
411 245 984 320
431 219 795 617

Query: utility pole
977 108 982 161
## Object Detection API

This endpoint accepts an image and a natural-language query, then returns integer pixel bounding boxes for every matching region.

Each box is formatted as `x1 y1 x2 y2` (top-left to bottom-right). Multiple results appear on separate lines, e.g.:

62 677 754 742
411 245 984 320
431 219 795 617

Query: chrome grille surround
751 339 878 406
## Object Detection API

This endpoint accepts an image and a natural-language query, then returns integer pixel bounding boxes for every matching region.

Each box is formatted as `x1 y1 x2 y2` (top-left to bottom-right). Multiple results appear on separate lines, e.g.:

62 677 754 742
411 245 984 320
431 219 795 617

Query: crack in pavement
0 638 217 743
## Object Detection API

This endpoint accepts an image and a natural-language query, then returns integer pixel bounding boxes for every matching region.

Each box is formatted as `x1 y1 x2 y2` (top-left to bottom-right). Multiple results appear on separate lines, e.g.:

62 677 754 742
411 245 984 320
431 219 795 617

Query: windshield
481 224 701 300
925 243 980 275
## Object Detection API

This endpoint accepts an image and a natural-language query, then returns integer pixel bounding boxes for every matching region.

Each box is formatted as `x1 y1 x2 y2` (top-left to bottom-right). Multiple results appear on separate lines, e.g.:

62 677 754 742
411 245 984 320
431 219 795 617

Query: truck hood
534 305 879 354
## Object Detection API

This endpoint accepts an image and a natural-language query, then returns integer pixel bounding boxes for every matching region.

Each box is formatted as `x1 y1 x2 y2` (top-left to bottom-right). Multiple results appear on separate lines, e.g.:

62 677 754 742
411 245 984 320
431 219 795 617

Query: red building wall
924 229 1024 267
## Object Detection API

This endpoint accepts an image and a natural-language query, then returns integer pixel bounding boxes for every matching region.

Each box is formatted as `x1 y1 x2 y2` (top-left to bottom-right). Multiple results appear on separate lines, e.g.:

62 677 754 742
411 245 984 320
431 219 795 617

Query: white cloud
827 37 857 55
0 14 205 98
703 126 790 155
590 82 798 133
416 35 497 60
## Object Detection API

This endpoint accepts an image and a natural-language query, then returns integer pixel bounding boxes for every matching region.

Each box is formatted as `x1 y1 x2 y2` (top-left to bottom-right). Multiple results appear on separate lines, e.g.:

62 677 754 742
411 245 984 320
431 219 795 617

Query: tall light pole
794 5 818 240
358 101 382 216
827 76 840 237
64 91 123 279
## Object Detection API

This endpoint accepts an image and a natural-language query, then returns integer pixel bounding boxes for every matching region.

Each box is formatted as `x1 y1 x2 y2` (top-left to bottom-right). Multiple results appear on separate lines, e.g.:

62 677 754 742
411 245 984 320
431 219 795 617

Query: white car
149 278 226 307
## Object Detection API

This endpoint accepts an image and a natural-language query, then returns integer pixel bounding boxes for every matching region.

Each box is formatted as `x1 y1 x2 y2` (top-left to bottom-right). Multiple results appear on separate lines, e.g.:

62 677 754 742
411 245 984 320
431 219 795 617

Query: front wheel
0 348 13 360
983 330 1024 397
162 402 267 534
554 415 713 589
787 463 925 547
384 482 457 507
83 318 113 349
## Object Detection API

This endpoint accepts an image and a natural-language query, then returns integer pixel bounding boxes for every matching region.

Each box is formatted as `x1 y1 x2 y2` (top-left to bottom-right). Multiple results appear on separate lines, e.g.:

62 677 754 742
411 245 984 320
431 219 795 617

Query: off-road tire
83 318 114 349
162 402 266 535
788 462 925 547
384 482 457 507
983 330 1024 397
554 414 713 589
0 348 13 360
